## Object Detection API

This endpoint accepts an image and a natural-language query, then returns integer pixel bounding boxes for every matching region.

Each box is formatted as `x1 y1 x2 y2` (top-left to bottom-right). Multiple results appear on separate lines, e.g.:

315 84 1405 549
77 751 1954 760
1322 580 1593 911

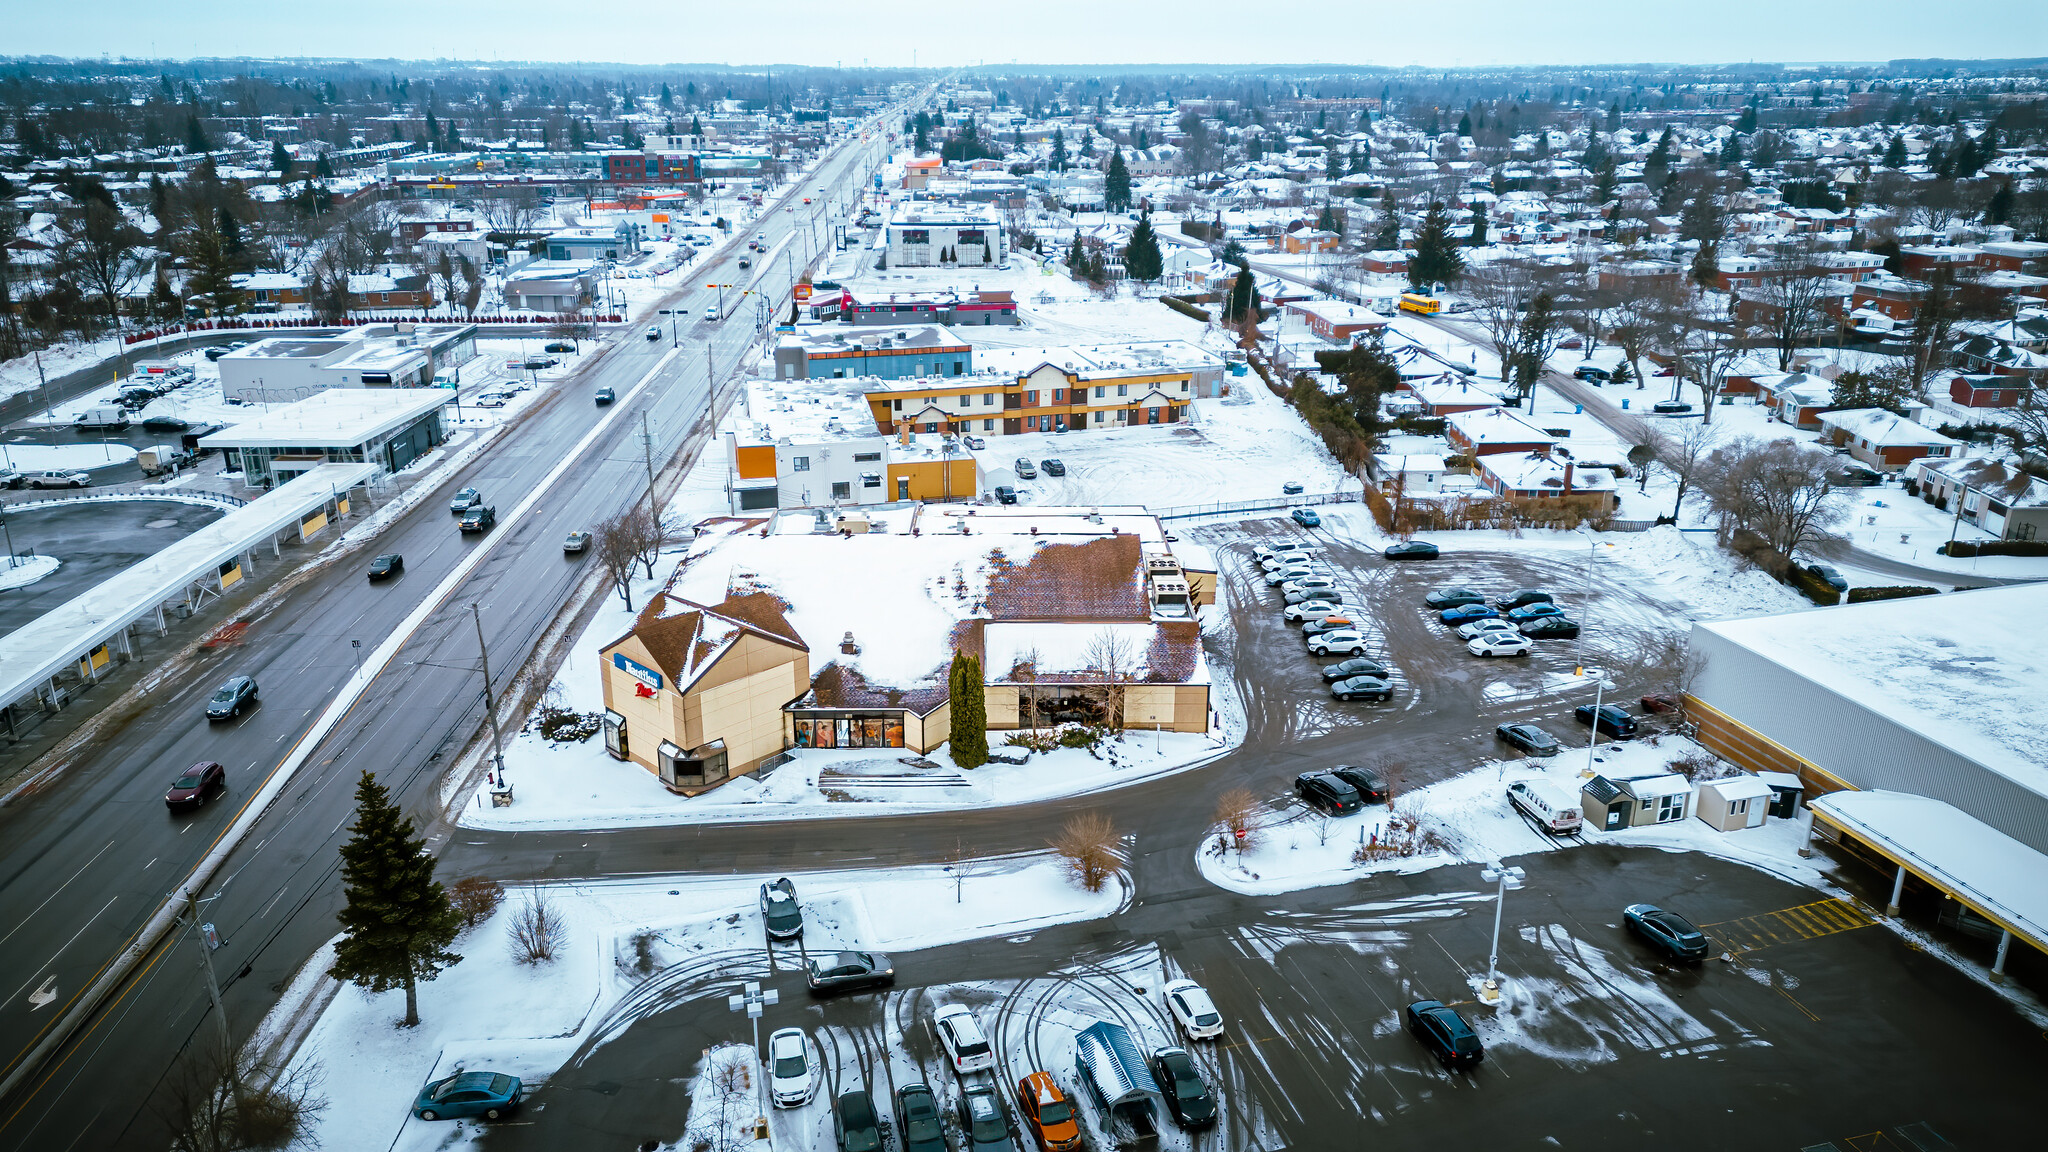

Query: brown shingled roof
984 535 1148 621
612 590 807 690
1144 621 1203 683
800 662 950 714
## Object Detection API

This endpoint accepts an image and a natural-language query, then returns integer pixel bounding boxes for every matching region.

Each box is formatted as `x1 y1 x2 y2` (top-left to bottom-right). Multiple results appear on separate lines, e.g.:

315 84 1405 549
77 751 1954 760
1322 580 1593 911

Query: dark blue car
1439 604 1498 625
413 1071 522 1121
1506 602 1565 622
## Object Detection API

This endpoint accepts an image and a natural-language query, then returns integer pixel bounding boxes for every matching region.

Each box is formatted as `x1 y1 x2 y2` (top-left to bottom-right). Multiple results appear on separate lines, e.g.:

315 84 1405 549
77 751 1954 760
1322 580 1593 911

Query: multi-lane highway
0 106 906 1149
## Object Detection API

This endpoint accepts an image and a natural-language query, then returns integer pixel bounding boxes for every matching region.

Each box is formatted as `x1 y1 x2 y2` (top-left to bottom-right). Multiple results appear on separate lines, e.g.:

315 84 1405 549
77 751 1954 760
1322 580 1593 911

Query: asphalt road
477 846 2039 1152
0 500 226 633
0 112 905 1149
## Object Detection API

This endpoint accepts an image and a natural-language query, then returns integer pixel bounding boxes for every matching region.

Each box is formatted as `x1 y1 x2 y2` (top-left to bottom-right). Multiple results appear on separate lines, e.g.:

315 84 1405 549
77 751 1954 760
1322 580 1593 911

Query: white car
932 1004 995 1074
472 393 511 408
1308 629 1369 657
1258 549 1316 571
1468 633 1534 658
1264 565 1321 587
1162 979 1224 1041
1284 600 1359 622
1252 543 1313 565
768 1028 812 1107
1457 619 1521 641
1281 576 1337 598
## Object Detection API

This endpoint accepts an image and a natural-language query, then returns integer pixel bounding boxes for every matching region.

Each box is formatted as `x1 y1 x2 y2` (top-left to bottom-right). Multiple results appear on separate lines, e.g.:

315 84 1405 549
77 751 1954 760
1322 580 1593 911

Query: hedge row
1939 539 2048 557
1161 295 1211 323
1846 586 1940 603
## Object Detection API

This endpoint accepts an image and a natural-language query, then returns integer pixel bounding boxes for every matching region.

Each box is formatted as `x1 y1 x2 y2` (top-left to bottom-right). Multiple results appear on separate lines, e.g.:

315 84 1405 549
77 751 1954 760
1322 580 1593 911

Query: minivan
1507 779 1583 834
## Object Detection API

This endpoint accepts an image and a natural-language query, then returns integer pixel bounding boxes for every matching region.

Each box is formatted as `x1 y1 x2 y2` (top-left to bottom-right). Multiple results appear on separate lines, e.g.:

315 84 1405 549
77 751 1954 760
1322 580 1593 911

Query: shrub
1003 730 1061 753
1785 563 1843 606
1352 808 1454 862
1846 585 1940 603
1050 812 1120 892
509 886 566 965
1161 295 1211 322
1214 788 1262 852
1940 539 2048 557
1058 725 1102 748
449 876 505 929
534 705 601 742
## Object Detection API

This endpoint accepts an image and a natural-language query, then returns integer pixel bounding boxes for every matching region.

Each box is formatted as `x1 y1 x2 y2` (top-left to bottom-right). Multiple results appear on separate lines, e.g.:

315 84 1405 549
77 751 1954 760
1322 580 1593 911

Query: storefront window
790 713 908 749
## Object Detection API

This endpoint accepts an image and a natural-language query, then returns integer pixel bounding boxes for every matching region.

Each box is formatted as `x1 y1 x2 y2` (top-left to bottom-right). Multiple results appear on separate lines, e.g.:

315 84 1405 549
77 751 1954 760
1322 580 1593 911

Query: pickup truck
458 505 497 533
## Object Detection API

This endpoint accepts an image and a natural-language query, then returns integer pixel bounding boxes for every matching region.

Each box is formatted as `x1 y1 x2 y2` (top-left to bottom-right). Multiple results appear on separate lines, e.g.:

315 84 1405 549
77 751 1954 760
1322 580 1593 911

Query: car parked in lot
472 393 509 408
1423 587 1487 610
449 487 483 512
1149 1046 1218 1128
1264 563 1323 585
1804 562 1848 592
1041 458 1066 476
1572 364 1611 383
959 1082 1011 1152
1328 765 1389 803
1252 542 1312 565
563 531 592 554
1496 723 1562 757
933 1003 995 1074
1494 589 1554 610
1320 656 1389 681
1285 599 1358 623
770 1028 813 1106
834 1089 883 1152
1300 615 1361 639
993 485 1017 504
806 950 894 994
1509 779 1584 833
1291 507 1322 528
1518 616 1581 639
1575 703 1639 738
1383 540 1439 560
962 435 986 450
896 1083 950 1152
142 415 191 433
1014 458 1038 479
1294 770 1364 816
1405 1000 1484 1069
1624 903 1712 962
1505 602 1565 622
544 341 577 353
1468 633 1534 657
1162 978 1223 1040
1330 674 1394 701
164 761 227 811
1284 584 1342 606
1014 1072 1081 1151
1439 603 1499 625
1282 480 1304 494
1457 618 1520 641
760 877 803 939
413 1071 522 1121
1306 629 1369 657
367 553 403 580
205 676 258 721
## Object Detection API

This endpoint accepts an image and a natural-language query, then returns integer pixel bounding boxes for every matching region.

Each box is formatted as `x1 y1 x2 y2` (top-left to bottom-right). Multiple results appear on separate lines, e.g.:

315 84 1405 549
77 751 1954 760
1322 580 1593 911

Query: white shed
1696 775 1775 832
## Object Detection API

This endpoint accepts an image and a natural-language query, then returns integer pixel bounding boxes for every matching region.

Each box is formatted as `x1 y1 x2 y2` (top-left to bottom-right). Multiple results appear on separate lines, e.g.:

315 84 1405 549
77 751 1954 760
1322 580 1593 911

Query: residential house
1910 457 2048 542
1285 300 1388 343
1760 372 1837 429
863 344 1203 437
1816 407 1961 471
1948 374 2037 408
1445 407 1560 457
502 260 599 312
1281 228 1342 254
1472 451 1619 509
1406 374 1505 416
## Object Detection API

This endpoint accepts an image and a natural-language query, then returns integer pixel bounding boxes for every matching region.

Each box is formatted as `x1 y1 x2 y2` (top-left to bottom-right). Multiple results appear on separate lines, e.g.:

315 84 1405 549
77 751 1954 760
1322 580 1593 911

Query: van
1507 779 1583 834
72 404 131 431
137 445 190 476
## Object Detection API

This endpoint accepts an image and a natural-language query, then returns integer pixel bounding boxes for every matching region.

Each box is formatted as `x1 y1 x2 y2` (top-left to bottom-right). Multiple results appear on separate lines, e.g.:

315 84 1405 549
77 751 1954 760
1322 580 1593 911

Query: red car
1640 693 1681 714
165 761 226 811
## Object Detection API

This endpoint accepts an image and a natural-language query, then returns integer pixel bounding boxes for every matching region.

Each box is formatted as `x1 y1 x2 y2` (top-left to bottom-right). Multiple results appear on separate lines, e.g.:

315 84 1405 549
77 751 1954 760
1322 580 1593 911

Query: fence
1154 491 1361 520
1 489 249 511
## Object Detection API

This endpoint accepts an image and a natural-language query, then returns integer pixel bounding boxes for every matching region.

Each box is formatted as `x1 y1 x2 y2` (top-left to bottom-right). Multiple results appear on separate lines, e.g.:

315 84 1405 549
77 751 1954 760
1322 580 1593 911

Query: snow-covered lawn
275 856 1127 1152
0 554 60 591
1198 731 1819 897
0 441 137 470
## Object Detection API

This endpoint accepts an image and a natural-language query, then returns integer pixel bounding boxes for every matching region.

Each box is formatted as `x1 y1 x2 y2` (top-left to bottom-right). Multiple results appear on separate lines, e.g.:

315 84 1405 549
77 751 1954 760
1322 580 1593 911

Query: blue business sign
612 652 663 691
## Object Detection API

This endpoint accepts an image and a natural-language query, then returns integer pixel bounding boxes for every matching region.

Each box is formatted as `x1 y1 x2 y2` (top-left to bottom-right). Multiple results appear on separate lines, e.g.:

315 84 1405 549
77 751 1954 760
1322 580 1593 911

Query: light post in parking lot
1478 862 1526 1005
1574 664 1608 779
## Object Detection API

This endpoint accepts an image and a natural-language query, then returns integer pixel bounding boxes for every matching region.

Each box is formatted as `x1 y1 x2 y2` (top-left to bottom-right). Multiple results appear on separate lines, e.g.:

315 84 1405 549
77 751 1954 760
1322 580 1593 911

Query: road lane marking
6 898 117 1011
24 982 55 1012
0 840 117 952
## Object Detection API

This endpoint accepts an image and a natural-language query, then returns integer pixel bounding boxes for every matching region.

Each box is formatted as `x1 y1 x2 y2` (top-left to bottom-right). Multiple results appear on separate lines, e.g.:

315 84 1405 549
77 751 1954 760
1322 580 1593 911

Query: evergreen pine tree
1720 133 1743 165
1372 188 1401 250
1882 133 1908 168
184 113 210 154
270 141 291 173
426 109 439 142
1124 212 1163 282
1226 265 1260 325
1347 144 1365 174
1066 232 1085 273
1050 127 1068 172
316 152 335 179
1315 204 1342 235
1644 126 1675 188
1469 204 1488 247
1105 147 1131 213
1581 133 1609 172
1737 105 1757 134
1407 202 1465 291
660 82 673 108
329 771 462 1028
1987 180 2015 226
1325 147 1343 181
1457 111 1473 137
1593 156 1618 210
1691 239 1720 291
948 651 989 767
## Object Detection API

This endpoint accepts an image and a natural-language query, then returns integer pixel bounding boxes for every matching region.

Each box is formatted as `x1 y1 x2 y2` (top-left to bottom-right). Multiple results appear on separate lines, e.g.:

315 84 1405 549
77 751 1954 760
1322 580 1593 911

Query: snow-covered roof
982 621 1206 685
1816 407 1960 448
1447 406 1558 446
1698 774 1775 801
199 388 447 449
1698 584 2048 799
1811 790 2048 952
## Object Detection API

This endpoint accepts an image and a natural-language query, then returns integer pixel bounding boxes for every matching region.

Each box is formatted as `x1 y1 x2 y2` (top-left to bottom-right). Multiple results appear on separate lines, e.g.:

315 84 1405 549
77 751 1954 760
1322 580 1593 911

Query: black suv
459 505 497 533
1406 1000 1484 1069
834 1089 882 1152
1574 703 1638 738
1149 1046 1217 1128
1041 458 1066 476
205 676 258 721
1327 765 1388 804
1293 771 1364 816
1624 903 1711 962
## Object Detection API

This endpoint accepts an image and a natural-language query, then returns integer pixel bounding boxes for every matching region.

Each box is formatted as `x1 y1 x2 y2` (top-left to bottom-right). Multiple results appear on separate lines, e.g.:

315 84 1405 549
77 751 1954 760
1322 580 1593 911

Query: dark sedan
595 387 616 405
894 1084 948 1152
1494 589 1553 610
1384 541 1439 561
1328 765 1388 803
165 761 226 811
1624 903 1712 962
1405 1000 1484 1069
205 676 258 721
760 877 803 939
1423 587 1487 610
834 1089 883 1152
1575 703 1638 738
367 553 403 580
806 950 894 995
1518 616 1581 639
1294 771 1364 816
1320 657 1390 682
1150 1046 1217 1128
1804 562 1848 592
1041 458 1066 476
1330 675 1393 702
1496 723 1562 757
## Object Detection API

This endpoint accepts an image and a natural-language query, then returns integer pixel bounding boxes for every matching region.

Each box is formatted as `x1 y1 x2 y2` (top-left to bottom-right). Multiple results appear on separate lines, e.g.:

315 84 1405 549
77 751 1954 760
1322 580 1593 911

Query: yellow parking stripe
1702 900 1878 957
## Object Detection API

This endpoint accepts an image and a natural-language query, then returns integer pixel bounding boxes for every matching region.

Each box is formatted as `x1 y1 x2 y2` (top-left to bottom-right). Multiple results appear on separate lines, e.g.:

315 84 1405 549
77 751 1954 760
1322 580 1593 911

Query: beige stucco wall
980 683 1208 734
600 632 808 781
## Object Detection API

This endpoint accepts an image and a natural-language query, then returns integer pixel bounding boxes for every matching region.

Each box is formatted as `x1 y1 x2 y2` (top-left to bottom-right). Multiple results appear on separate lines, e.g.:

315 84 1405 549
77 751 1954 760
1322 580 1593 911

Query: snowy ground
274 856 1125 1152
0 554 59 591
0 441 138 470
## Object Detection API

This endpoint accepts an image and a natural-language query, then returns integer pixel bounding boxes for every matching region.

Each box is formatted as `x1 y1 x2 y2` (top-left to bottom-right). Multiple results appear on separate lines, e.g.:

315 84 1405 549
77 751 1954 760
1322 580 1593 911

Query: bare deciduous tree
1747 245 1837 371
1213 788 1262 852
508 885 566 965
1084 627 1139 732
1699 436 1847 557
1662 295 1748 424
1465 258 1551 383
449 875 505 929
594 508 660 609
158 1041 326 1152
1050 812 1120 893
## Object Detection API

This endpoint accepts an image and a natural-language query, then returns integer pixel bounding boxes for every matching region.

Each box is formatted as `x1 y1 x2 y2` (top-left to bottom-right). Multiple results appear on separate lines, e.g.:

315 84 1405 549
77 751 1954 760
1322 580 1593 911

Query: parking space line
1702 899 1877 957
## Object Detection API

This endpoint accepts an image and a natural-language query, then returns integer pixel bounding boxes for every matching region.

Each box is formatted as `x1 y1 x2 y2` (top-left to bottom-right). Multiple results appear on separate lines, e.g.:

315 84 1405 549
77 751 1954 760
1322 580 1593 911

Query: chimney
840 631 861 656
1562 461 1575 494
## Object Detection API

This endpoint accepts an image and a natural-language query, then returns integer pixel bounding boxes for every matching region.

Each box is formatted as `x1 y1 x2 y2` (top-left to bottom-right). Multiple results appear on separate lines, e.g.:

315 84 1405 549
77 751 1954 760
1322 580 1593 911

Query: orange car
1015 1072 1081 1151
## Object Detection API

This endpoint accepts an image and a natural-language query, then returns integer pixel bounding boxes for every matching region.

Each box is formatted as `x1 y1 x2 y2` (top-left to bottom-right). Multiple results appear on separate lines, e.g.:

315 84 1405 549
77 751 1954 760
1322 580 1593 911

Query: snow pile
0 555 59 592
1 442 138 470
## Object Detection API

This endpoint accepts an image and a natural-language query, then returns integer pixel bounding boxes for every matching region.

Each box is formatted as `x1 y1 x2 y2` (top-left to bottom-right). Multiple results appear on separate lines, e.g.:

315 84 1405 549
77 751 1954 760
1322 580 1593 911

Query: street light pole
470 603 508 787
1580 667 1605 779
1478 862 1526 1004
185 893 244 1112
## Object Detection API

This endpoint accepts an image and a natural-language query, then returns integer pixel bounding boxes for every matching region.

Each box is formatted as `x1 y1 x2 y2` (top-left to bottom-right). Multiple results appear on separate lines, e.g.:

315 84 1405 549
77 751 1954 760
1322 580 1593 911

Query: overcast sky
13 1 2044 70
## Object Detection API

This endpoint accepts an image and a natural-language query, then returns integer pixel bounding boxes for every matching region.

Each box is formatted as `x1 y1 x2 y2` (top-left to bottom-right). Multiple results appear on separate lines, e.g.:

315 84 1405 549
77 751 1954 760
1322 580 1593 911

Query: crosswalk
1701 899 1879 956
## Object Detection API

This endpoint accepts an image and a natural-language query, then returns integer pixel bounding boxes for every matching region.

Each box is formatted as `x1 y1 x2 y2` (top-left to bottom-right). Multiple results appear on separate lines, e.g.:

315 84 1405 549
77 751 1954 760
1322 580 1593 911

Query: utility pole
470 603 507 787
185 893 244 1114
639 412 661 528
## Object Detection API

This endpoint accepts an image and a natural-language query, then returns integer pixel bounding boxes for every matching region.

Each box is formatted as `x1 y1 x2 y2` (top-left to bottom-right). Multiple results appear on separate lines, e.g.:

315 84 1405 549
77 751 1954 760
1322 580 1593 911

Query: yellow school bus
1398 292 1442 315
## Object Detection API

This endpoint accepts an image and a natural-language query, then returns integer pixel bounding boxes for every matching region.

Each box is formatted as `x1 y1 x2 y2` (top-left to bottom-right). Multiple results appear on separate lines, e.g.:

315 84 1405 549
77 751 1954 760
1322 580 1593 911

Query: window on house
833 368 845 378
982 419 994 431
983 393 996 405
1025 390 1038 405
925 422 939 433
1117 384 1129 397
852 452 881 462
1094 385 1105 398
1094 411 1104 423
791 457 810 472
831 481 850 500
953 361 964 375
891 399 902 411
959 396 972 407
861 472 881 489
1052 389 1065 403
